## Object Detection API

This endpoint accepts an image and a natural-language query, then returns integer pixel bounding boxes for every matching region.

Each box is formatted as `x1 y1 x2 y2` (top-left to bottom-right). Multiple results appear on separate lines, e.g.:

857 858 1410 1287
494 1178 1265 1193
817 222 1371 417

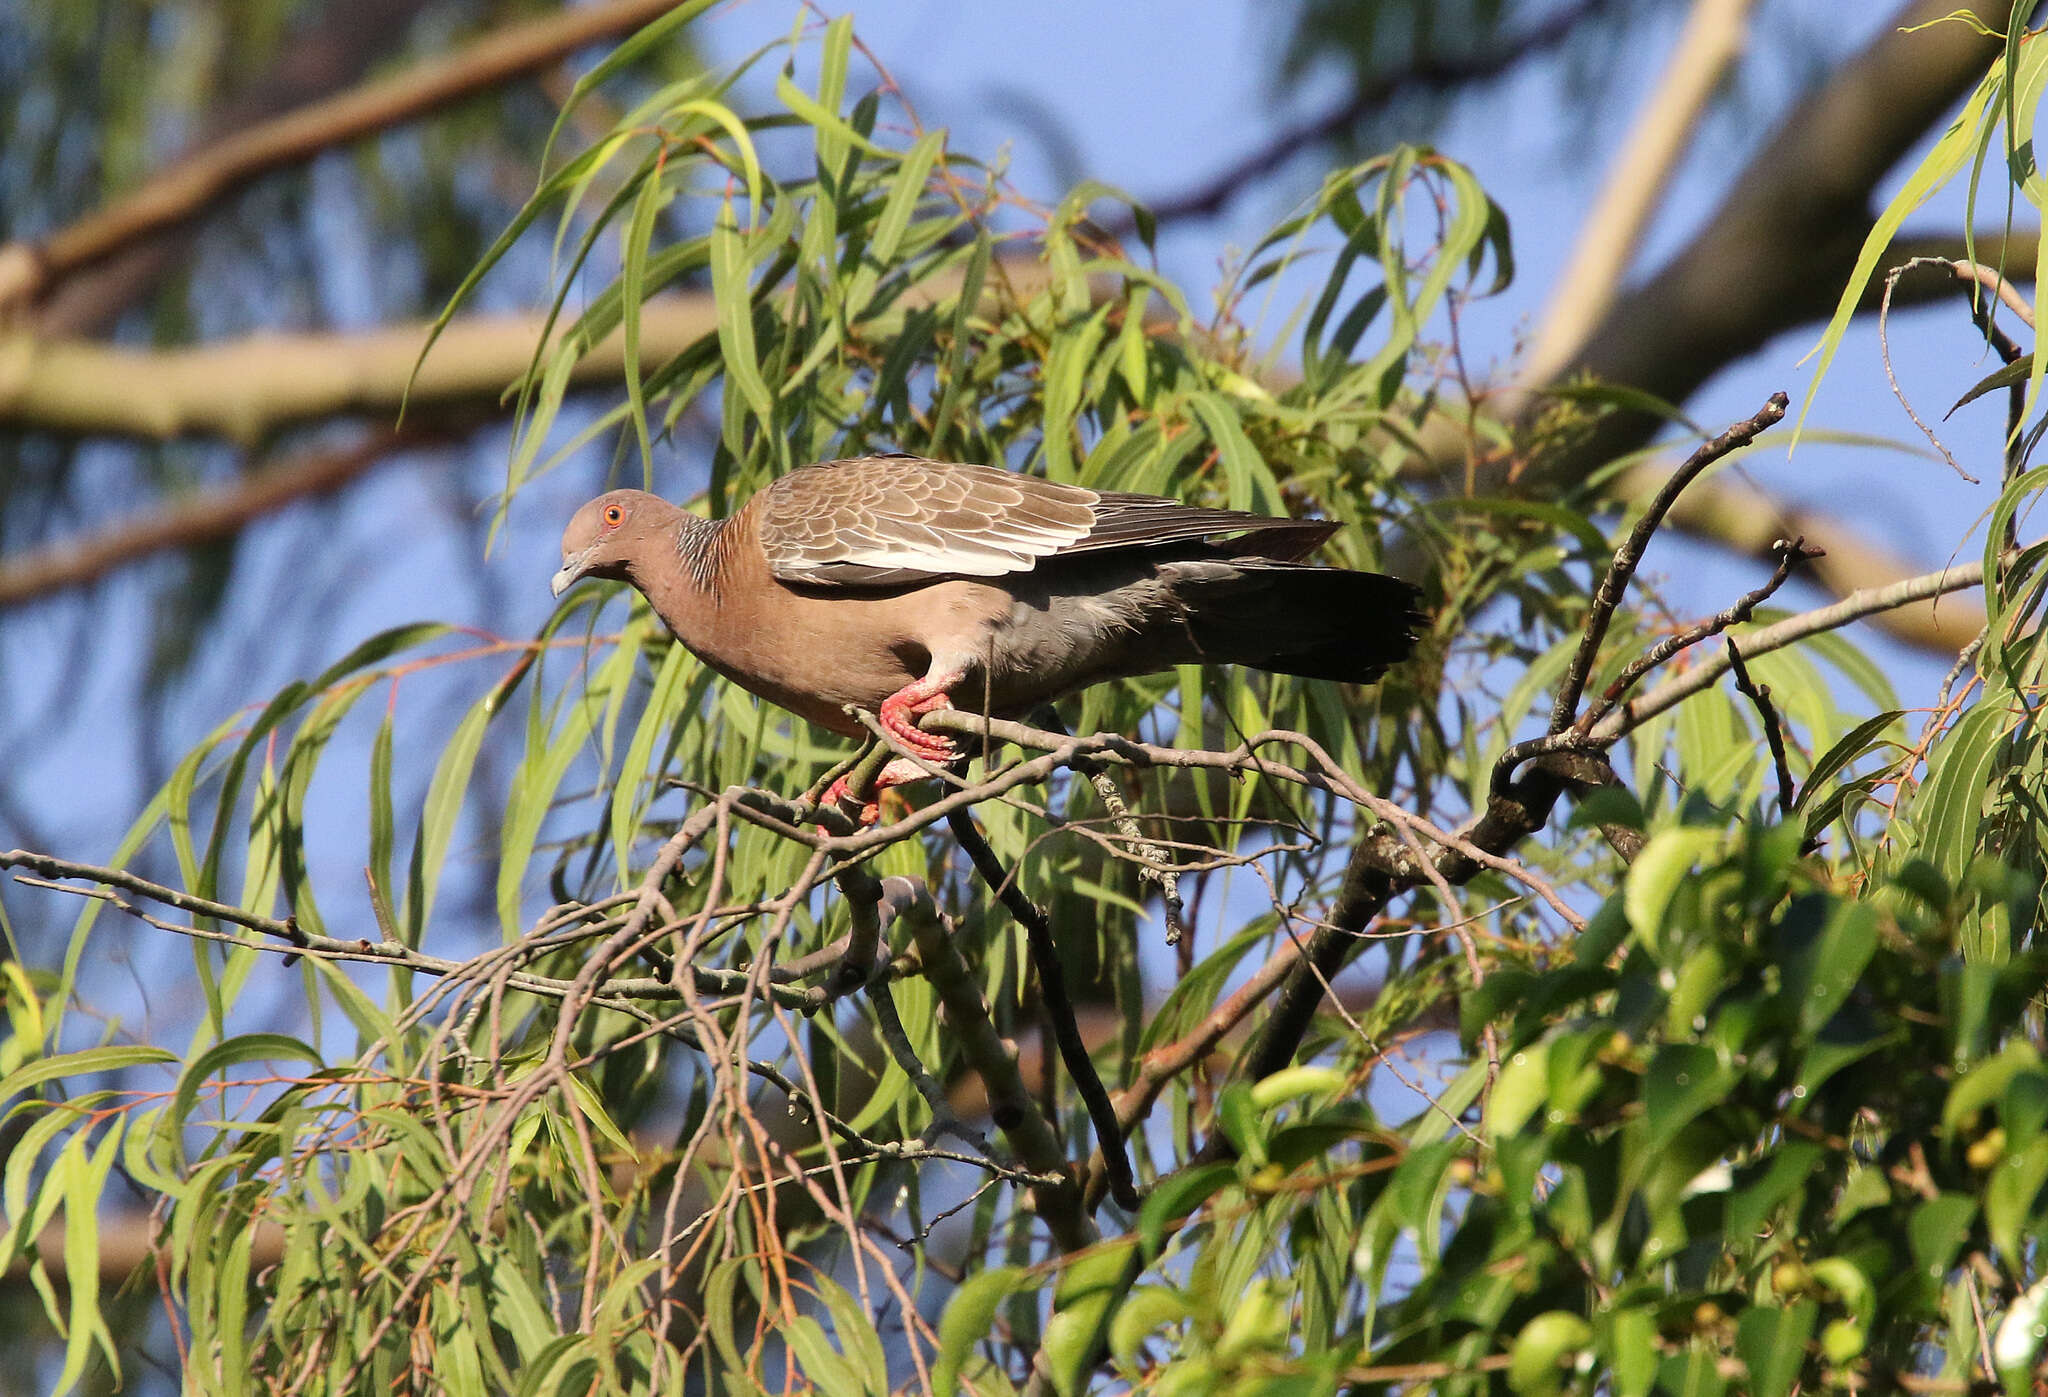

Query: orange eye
602 503 624 527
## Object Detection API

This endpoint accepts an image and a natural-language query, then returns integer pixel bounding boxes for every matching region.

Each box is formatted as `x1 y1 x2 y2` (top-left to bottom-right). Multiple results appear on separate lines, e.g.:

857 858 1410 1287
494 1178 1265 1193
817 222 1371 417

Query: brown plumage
552 455 1422 815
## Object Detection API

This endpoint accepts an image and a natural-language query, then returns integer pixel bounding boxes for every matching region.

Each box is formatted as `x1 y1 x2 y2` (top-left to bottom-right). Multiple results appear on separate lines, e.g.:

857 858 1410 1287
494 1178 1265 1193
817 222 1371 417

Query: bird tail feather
1181 562 1423 684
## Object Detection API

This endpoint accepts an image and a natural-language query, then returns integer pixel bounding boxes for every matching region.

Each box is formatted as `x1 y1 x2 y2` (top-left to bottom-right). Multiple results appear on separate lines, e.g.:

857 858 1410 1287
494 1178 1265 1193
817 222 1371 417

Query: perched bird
552 455 1422 818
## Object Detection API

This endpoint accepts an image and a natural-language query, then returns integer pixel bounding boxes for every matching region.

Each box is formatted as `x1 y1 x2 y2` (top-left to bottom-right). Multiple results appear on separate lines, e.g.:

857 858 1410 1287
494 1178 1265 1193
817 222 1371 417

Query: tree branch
0 429 441 609
1531 0 2030 484
1521 0 1758 385
0 0 694 317
1137 0 1620 226
0 300 713 444
0 255 1052 444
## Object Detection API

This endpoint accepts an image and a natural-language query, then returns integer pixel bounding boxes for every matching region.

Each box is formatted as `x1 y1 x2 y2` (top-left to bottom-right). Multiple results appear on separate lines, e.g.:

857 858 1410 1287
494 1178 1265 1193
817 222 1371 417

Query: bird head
551 489 673 597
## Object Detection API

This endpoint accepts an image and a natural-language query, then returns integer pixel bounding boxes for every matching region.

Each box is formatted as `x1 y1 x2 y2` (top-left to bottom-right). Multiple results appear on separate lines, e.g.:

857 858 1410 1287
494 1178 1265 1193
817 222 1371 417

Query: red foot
818 757 942 829
820 774 881 828
878 672 961 764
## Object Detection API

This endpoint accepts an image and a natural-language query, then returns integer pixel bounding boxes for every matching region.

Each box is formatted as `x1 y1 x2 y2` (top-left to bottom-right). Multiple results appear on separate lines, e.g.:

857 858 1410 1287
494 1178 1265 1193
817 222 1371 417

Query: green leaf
1909 1193 1978 1287
1214 1083 1268 1167
813 1272 888 1397
1949 350 2034 415
1138 1162 1237 1257
0 1045 177 1101
1782 901 1878 1036
1107 1285 1192 1366
51 1125 123 1395
1486 1037 1553 1137
1507 1311 1592 1396
1798 57 2004 441
1735 1302 1818 1397
1793 709 1905 812
710 204 775 428
404 680 500 942
934 1266 1037 1394
167 1034 323 1171
1624 826 1728 947
1044 1241 1138 1397
781 1316 866 1397
1643 1043 1736 1154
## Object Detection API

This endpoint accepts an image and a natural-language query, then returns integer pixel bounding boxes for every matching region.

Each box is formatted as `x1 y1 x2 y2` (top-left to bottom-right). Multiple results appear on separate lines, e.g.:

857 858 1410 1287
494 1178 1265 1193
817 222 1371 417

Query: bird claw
818 755 941 829
878 694 957 764
820 775 881 828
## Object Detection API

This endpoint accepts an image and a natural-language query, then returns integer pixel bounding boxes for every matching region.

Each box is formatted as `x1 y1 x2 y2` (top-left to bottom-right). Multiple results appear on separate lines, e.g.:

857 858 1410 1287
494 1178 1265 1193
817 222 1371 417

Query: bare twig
1879 260 1983 482
1725 640 1796 817
945 809 1141 1211
1545 391 1789 735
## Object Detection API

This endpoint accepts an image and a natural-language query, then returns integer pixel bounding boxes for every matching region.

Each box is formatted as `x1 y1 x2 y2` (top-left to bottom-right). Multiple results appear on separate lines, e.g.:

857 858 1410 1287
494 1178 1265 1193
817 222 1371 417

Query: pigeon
553 455 1421 818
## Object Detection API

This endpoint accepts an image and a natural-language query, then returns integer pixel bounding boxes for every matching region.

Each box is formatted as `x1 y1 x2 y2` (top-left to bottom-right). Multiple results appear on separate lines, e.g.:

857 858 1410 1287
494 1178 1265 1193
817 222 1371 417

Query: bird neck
670 511 730 595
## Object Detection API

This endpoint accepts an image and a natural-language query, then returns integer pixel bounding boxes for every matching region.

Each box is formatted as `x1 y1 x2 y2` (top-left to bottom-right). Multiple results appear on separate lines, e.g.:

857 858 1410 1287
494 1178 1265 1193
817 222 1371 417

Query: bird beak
550 547 596 598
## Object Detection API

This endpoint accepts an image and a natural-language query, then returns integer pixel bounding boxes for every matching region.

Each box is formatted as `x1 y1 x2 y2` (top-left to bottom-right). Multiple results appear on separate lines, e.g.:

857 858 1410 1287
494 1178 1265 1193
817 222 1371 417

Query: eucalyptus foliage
5 11 2048 1397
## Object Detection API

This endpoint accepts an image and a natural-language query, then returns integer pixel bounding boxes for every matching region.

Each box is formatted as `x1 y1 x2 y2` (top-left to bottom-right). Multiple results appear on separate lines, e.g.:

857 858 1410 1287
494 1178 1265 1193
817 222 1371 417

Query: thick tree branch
0 430 438 608
1138 0 1619 226
0 257 1050 444
1531 0 2032 484
1521 0 1758 385
29 0 435 337
0 0 694 319
0 299 712 443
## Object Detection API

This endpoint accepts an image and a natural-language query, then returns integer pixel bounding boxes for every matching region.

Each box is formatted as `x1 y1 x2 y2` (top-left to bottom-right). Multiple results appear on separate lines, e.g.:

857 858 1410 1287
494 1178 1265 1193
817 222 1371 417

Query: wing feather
755 457 1342 588
757 458 1098 583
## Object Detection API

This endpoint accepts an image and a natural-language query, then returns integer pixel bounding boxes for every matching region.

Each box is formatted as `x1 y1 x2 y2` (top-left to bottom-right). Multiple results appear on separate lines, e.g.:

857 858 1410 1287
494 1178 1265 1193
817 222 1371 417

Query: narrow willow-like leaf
403 682 500 943
709 206 775 427
1798 57 2005 441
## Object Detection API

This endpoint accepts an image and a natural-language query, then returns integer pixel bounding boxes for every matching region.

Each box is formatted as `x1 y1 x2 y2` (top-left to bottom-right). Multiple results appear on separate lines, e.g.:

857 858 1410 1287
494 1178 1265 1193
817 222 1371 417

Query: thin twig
944 809 1142 1212
1546 391 1789 734
1575 535 1824 734
1724 640 1796 817
1879 259 1982 482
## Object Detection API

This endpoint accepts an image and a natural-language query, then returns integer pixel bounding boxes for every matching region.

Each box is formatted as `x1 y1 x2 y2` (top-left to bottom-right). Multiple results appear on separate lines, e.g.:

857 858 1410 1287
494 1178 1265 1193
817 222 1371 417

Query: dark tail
1182 562 1424 684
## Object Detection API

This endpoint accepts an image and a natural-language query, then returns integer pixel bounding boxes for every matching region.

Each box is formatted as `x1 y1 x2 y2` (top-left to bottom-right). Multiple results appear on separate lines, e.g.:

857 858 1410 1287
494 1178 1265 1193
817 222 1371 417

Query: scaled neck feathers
672 511 732 595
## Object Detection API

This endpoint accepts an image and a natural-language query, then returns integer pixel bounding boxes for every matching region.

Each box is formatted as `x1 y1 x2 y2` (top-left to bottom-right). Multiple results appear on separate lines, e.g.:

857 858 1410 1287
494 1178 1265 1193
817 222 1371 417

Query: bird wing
755 456 1339 588
755 457 1100 586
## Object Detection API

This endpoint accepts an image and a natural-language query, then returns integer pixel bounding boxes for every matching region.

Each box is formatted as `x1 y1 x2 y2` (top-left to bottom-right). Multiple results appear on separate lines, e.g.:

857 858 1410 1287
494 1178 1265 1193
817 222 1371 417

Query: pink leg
878 667 964 763
821 757 939 827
